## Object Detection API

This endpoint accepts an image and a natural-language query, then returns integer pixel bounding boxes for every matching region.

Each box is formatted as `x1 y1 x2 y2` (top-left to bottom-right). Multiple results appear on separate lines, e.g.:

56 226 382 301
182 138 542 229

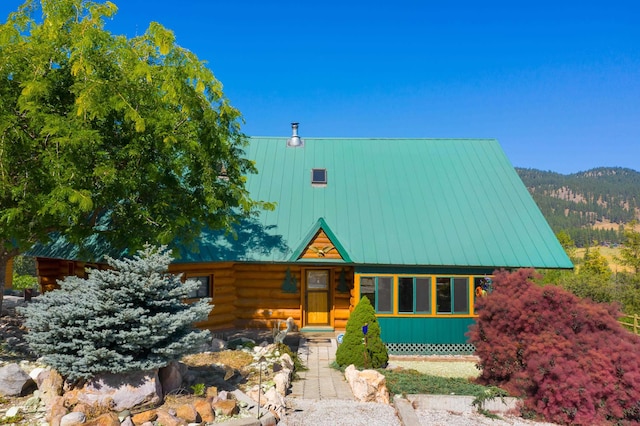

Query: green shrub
335 296 388 368
21 245 212 381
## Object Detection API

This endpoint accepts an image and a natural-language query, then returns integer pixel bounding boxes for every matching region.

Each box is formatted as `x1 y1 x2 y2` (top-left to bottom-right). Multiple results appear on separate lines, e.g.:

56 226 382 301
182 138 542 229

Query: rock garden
0 300 298 426
0 246 304 426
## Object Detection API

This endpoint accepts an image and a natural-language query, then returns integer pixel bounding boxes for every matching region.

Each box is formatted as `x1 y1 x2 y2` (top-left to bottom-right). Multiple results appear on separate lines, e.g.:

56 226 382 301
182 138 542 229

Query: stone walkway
287 335 354 400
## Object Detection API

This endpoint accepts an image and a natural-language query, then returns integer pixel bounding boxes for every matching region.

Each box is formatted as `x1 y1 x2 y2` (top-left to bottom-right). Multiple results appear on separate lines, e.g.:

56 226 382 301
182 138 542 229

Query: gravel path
281 399 402 426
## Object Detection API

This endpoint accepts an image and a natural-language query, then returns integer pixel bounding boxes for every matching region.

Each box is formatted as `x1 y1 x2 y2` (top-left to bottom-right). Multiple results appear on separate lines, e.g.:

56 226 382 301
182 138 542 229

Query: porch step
299 326 335 333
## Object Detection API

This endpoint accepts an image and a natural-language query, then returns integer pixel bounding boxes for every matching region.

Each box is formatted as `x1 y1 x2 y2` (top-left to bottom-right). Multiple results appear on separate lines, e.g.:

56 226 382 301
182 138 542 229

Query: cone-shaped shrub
21 245 212 381
468 268 640 425
336 296 388 368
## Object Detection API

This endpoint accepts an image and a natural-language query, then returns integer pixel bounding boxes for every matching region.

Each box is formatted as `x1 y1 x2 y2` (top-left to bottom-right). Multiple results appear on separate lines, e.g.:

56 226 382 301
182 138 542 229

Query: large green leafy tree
0 1 265 309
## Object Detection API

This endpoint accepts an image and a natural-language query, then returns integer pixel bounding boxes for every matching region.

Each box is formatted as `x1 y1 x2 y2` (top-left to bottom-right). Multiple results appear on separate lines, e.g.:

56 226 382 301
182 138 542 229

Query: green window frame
398 276 431 314
436 277 469 314
360 276 393 313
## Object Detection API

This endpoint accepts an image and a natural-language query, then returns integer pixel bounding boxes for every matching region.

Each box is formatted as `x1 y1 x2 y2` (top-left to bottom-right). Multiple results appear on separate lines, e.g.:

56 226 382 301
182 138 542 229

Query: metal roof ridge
249 136 498 141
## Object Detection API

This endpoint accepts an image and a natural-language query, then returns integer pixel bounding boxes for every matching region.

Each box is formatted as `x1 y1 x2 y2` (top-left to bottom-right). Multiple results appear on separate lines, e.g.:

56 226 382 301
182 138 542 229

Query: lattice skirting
386 343 476 355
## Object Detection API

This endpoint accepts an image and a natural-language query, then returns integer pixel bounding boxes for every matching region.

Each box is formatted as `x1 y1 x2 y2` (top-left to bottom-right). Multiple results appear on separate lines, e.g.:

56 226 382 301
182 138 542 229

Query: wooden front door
305 270 330 325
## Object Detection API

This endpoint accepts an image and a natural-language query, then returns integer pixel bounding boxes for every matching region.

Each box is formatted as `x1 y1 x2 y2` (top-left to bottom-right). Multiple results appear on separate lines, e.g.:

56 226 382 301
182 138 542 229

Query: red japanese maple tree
468 268 640 425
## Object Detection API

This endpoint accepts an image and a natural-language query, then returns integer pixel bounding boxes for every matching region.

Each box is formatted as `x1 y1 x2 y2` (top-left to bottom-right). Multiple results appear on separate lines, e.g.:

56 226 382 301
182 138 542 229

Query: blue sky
1 1 639 174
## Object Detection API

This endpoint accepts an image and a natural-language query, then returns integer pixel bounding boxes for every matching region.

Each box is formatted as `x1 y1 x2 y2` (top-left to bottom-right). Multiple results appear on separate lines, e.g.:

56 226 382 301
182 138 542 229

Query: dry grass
182 350 254 370
575 246 632 273
389 359 481 379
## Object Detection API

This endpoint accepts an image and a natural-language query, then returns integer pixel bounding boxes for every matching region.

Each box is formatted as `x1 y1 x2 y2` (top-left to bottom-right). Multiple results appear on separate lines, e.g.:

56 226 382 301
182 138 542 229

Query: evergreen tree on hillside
616 220 640 274
21 246 212 380
516 167 639 246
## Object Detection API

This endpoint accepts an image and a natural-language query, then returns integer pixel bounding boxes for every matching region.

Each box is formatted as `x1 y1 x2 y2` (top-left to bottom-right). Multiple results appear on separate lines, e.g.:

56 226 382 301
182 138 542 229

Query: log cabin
28 124 573 354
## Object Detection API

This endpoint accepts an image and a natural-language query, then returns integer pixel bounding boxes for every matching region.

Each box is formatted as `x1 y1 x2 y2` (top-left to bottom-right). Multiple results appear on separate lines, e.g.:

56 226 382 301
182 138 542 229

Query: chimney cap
287 122 304 147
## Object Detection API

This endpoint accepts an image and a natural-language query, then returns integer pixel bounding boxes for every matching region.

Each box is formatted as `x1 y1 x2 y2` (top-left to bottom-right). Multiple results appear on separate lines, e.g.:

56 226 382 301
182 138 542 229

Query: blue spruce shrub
21 245 212 380
335 296 388 368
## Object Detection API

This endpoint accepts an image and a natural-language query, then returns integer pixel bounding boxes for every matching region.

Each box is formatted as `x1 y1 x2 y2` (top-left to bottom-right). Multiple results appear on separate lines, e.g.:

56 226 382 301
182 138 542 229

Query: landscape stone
205 385 218 400
193 398 215 422
262 387 285 419
273 369 291 395
60 411 86 426
4 406 21 418
344 364 390 404
117 409 131 421
210 338 226 352
63 369 162 411
120 416 134 426
213 399 239 416
84 411 121 426
0 363 36 396
29 367 47 382
46 395 68 426
260 411 278 426
131 409 157 424
246 385 265 405
155 409 187 426
158 361 188 396
37 369 64 408
278 353 294 371
71 403 90 414
23 395 41 412
175 403 198 423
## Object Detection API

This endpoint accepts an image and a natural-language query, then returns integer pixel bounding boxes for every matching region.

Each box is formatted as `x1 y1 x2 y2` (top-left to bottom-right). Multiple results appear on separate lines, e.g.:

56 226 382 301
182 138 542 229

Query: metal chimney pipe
287 122 303 147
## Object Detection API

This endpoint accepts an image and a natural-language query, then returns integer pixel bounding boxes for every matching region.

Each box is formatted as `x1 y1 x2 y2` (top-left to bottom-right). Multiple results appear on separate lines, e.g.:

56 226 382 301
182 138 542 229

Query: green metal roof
176 137 572 269
29 136 572 269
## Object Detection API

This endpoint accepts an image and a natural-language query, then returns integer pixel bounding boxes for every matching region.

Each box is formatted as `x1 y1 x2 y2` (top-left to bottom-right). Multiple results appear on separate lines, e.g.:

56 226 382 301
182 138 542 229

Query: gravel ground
280 398 558 426
414 409 559 426
281 399 402 426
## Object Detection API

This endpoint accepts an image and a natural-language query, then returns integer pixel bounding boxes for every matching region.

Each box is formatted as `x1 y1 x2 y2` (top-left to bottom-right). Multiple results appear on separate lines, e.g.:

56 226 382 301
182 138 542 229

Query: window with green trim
398 277 431 313
436 277 469 314
360 276 393 313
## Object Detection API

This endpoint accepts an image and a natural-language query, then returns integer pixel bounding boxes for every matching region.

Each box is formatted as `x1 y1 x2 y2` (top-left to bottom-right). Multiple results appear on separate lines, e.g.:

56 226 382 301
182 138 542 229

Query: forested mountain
516 167 640 247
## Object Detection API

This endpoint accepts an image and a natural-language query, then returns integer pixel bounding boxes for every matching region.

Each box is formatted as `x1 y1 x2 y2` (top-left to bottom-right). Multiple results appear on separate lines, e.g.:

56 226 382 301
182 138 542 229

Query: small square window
311 168 327 185
187 275 212 299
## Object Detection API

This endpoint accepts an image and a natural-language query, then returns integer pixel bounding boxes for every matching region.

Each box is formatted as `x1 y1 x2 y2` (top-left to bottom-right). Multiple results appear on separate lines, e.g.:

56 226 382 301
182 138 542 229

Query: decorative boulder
344 365 390 404
84 411 121 426
210 338 226 352
63 370 162 412
263 387 286 419
0 363 36 396
212 399 239 416
273 369 291 396
155 409 187 426
36 369 64 408
60 411 86 426
175 403 198 423
46 396 69 426
158 361 188 396
193 398 215 423
131 410 157 424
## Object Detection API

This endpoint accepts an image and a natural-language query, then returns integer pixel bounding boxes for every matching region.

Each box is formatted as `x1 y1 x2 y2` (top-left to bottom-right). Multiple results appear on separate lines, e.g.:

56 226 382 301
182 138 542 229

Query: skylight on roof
311 168 327 185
